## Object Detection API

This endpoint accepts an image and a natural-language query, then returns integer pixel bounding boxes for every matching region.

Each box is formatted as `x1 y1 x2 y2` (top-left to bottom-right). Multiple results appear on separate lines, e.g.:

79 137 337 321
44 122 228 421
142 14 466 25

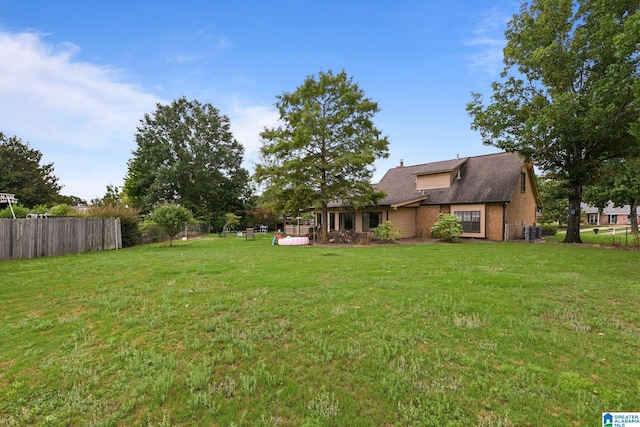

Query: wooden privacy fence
0 217 122 261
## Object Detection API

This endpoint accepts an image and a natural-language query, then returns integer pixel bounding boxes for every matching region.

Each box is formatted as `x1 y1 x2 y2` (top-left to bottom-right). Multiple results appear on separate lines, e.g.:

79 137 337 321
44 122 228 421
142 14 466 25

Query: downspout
502 202 507 241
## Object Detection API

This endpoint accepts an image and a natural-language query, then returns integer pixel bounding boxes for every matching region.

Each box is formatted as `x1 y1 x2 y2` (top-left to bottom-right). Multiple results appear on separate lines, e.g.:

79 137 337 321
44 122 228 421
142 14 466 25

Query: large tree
0 132 62 208
467 0 640 243
124 98 250 222
254 70 389 234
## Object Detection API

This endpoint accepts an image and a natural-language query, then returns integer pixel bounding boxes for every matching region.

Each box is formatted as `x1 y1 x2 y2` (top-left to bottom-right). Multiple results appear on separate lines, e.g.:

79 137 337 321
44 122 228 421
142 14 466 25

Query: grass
1 233 640 426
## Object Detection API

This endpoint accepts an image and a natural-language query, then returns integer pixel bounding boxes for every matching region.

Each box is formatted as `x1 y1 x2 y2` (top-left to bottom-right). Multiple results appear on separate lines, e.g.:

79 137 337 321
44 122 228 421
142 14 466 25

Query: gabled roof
374 151 535 207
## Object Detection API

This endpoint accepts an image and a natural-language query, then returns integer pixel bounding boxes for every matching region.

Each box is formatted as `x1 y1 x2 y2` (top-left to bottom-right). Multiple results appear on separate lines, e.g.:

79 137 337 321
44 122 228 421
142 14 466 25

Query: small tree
150 203 193 246
373 221 402 243
430 214 462 243
223 212 240 232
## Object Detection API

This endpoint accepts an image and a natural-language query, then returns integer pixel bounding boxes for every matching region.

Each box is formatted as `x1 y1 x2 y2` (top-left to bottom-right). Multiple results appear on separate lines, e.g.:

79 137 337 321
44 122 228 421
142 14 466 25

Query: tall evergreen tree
255 70 389 235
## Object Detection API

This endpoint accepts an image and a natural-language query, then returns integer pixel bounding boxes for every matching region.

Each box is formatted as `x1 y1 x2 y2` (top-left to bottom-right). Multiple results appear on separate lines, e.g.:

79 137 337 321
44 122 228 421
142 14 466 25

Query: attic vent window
520 171 526 192
456 170 461 179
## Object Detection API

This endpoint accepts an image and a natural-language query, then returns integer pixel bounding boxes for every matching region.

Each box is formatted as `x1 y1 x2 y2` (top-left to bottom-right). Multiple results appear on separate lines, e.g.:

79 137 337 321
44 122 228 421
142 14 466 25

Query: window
609 214 618 224
454 211 481 233
520 171 526 192
362 212 382 231
339 212 355 230
588 213 598 224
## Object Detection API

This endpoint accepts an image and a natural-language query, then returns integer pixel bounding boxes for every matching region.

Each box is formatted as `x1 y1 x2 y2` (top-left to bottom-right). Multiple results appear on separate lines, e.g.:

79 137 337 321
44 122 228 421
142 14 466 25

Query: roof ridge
397 151 509 169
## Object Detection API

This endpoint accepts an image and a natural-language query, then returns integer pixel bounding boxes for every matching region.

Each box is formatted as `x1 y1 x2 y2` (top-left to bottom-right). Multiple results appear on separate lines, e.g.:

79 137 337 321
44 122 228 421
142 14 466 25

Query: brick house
317 152 542 241
581 202 639 226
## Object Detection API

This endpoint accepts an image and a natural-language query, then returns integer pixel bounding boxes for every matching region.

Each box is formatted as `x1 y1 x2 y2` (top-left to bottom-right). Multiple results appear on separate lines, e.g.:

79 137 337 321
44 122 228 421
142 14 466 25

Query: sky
0 0 520 203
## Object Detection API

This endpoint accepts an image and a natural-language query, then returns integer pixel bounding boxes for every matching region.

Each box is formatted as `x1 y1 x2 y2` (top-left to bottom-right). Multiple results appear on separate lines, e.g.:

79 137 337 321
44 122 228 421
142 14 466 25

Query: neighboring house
316 152 542 241
581 202 639 226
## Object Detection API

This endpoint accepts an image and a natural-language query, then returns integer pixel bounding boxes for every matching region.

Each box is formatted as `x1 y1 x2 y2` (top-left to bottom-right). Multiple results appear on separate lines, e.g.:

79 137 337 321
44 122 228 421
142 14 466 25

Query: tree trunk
629 199 638 234
563 182 583 243
321 203 329 242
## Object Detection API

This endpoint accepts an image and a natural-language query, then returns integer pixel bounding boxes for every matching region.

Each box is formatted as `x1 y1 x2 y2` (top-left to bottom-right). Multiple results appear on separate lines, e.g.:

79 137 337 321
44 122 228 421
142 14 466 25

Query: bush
541 225 558 236
430 214 462 242
373 221 402 242
49 204 74 216
0 205 30 218
88 204 141 247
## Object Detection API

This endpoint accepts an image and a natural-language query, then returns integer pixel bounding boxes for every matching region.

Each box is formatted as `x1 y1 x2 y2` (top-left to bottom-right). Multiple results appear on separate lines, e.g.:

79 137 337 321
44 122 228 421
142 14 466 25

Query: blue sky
0 0 519 202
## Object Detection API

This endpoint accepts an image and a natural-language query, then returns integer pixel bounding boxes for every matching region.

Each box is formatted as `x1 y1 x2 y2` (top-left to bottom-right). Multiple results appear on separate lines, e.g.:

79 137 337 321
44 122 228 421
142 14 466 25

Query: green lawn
1 234 639 426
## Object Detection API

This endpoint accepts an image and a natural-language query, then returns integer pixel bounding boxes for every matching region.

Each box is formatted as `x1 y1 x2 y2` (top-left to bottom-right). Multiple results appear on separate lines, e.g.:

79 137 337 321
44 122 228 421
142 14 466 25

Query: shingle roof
374 151 527 206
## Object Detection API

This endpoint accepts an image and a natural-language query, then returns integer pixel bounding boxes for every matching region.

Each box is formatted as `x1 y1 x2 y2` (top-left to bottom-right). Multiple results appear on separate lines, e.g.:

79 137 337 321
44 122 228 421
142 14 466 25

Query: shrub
373 221 402 242
0 205 30 218
541 225 558 236
430 214 462 242
88 204 141 247
49 204 74 216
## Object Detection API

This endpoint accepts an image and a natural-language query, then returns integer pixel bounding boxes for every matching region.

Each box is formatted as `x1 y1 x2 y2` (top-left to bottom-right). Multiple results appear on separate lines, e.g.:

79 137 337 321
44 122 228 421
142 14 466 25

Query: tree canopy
467 0 640 243
124 98 250 222
0 132 62 208
254 70 389 232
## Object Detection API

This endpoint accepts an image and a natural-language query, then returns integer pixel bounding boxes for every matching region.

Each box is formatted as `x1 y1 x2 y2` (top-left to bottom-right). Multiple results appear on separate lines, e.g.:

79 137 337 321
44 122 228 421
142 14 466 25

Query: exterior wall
485 204 505 241
504 166 538 240
416 206 441 237
317 208 416 238
450 204 486 238
416 172 453 190
584 212 638 226
387 208 416 238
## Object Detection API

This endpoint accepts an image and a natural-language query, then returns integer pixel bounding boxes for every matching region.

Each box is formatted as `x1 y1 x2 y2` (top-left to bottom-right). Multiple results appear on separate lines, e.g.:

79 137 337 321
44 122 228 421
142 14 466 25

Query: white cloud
0 31 161 200
0 31 280 199
464 7 512 75
226 99 280 169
